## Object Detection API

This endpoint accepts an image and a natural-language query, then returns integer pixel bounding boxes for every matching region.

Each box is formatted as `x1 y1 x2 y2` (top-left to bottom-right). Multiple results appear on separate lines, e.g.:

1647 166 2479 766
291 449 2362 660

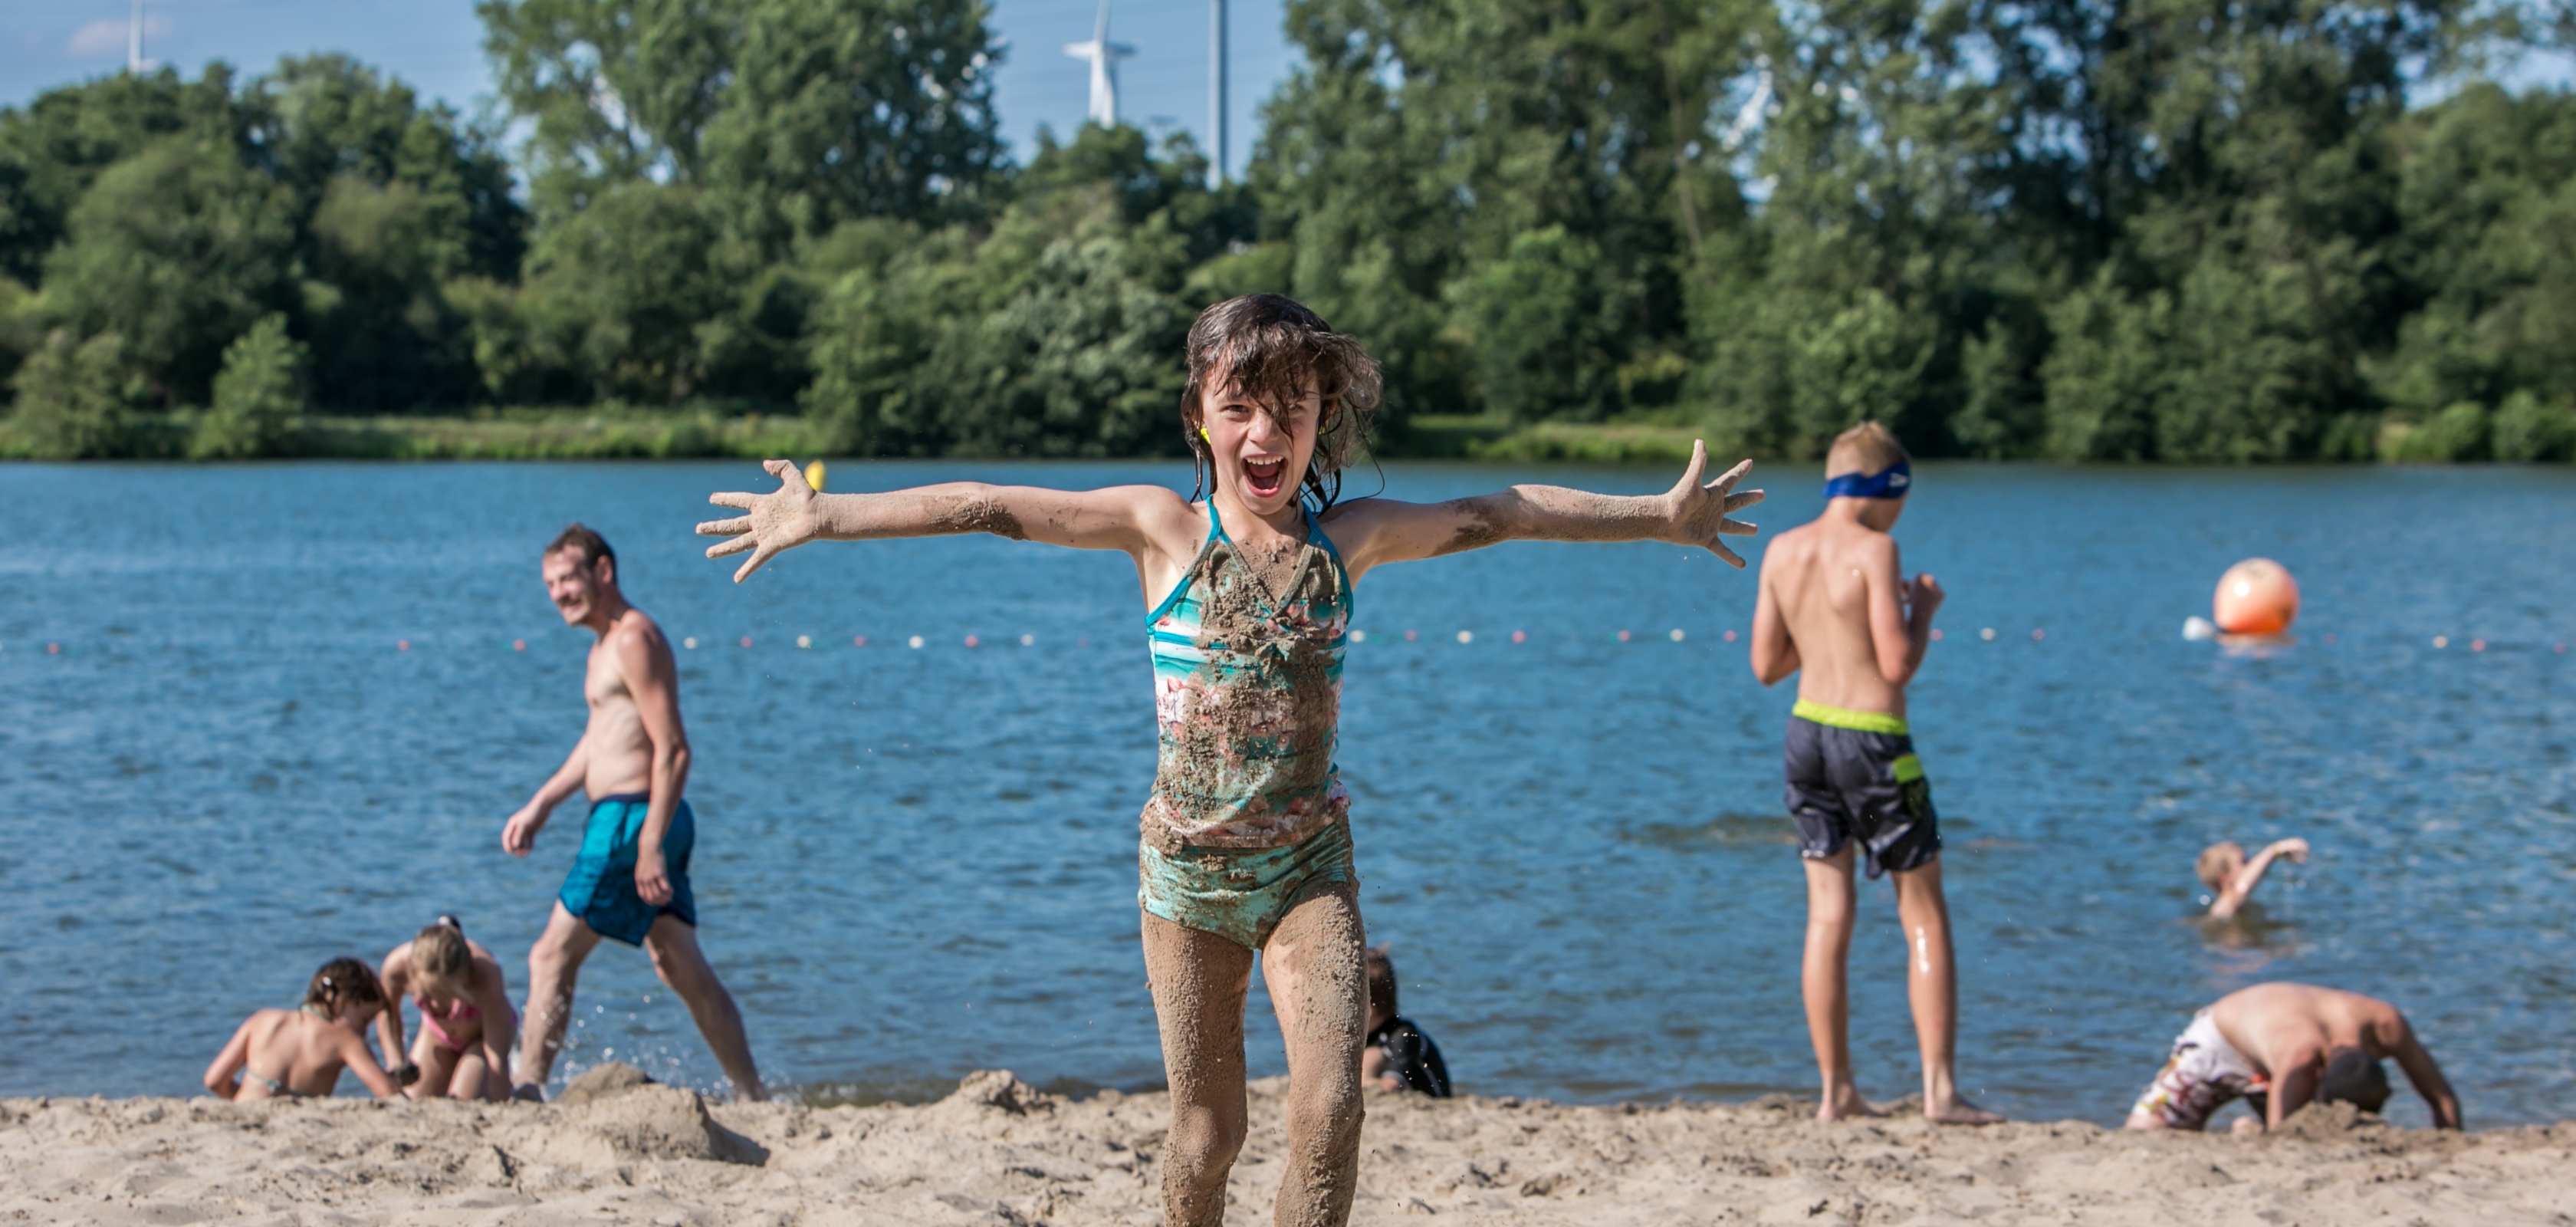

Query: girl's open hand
1664 442 1763 567
698 459 820 582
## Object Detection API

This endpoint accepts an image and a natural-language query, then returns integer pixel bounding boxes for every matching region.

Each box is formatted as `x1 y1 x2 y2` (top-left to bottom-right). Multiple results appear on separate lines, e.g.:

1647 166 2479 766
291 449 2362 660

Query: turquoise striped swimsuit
1138 505 1357 948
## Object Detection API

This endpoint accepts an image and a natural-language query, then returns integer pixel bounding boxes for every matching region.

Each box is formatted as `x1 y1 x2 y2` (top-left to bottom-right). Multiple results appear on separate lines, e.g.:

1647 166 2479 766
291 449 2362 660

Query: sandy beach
5 1064 2570 1225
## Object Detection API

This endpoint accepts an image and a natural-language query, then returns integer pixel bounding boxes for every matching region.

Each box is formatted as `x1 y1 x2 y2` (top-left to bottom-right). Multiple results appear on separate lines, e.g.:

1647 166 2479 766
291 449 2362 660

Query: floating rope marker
1726 629 1741 642
1670 629 1686 642
2183 617 2217 641
739 637 754 648
908 636 925 649
964 635 980 647
797 636 813 649
1618 630 1633 642
513 639 526 652
2324 633 2337 644
1349 630 1367 643
683 637 698 649
853 636 868 646
1928 628 1942 642
1020 634 1034 646
1405 630 1418 642
398 640 410 651
2471 639 2486 652
48 643 61 654
2032 629 2045 641
2433 636 2449 649
2558 643 2568 653
1511 630 1527 643
1980 628 1996 641
1457 630 1473 643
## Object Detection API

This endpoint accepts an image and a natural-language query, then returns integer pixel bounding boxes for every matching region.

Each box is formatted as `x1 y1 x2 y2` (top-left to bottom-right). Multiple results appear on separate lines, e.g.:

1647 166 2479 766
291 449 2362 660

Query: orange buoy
2213 558 2299 635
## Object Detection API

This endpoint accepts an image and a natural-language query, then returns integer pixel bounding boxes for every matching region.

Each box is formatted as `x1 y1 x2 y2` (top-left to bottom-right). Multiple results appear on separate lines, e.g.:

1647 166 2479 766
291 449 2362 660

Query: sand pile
4 1067 2571 1225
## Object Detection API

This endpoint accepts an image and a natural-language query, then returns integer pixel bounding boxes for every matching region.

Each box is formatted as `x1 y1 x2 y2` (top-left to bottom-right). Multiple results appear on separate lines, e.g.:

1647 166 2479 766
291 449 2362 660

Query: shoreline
6 1066 2568 1225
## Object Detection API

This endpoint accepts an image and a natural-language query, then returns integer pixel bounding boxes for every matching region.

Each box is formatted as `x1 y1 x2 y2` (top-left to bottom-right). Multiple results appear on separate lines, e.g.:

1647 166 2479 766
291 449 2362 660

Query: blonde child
376 916 521 1100
697 294 1761 1227
2198 837 2309 919
202 958 402 1100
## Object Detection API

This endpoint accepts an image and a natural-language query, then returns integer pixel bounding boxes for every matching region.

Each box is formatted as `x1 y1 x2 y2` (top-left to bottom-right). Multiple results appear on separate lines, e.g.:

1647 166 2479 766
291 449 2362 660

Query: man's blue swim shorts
559 792 698 946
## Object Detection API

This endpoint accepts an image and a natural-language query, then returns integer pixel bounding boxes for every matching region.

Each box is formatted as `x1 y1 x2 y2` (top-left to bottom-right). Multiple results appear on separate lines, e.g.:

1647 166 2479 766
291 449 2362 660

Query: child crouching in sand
376 916 521 1100
203 958 402 1101
697 294 1762 1227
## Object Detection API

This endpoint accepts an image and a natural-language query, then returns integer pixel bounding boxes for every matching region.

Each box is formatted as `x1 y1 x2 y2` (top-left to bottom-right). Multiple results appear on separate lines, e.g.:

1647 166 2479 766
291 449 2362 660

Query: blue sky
0 0 1294 178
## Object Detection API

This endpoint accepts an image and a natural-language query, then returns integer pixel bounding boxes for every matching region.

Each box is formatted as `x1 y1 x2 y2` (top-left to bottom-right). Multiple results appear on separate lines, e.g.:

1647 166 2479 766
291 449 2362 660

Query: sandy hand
698 459 823 582
1663 442 1763 567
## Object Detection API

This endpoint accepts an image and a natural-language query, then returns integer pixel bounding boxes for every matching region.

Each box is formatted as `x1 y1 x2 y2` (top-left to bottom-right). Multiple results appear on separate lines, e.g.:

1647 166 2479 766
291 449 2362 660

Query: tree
40 140 295 406
195 313 308 458
11 328 138 459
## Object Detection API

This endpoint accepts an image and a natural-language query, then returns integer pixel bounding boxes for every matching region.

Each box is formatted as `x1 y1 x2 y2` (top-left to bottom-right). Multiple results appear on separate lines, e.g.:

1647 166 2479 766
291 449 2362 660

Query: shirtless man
501 524 766 1101
1750 421 1999 1124
2127 982 2461 1132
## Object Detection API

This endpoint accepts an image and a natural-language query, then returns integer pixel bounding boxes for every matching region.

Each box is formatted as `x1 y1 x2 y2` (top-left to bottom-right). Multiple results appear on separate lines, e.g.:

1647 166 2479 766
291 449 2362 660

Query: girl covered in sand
202 958 403 1101
695 294 1763 1226
375 916 521 1100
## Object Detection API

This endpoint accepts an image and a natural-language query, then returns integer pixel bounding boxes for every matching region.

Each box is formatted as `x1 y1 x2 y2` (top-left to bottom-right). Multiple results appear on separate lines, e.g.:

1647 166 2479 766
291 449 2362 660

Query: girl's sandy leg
1801 848 1871 1118
1893 860 1999 1122
1260 884 1367 1227
1144 910 1256 1227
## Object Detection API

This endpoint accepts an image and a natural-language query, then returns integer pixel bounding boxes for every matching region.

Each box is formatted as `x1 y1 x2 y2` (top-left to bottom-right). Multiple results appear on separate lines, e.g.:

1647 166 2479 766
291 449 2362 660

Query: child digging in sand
1362 946 1451 1097
2199 837 2308 919
696 294 1763 1227
202 958 402 1101
376 916 521 1101
1750 422 1999 1125
2125 982 2460 1133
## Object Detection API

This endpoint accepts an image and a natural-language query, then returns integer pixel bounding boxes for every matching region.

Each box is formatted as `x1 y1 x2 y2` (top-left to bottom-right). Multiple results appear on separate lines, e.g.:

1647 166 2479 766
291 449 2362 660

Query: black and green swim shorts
1782 699 1942 879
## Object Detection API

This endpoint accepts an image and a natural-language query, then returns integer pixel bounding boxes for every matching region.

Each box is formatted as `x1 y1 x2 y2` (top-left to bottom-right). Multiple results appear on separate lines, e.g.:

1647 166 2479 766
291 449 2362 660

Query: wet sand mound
2 1074 2568 1225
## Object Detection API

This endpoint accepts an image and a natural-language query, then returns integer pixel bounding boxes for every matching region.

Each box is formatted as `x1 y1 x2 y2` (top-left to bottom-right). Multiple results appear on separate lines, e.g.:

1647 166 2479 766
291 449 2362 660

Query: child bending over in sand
2126 982 2460 1133
203 958 402 1101
1750 422 1999 1125
1362 946 1450 1097
376 916 521 1100
697 294 1761 1227
2198 837 2308 919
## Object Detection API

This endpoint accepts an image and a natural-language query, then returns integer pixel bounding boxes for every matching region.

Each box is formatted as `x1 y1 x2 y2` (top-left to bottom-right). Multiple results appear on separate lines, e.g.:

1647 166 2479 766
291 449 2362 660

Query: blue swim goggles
1822 461 1910 500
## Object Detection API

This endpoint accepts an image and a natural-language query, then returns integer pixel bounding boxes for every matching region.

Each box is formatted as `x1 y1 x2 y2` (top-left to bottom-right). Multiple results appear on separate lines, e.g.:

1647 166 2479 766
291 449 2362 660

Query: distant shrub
11 328 136 459
2491 390 2576 462
193 314 307 459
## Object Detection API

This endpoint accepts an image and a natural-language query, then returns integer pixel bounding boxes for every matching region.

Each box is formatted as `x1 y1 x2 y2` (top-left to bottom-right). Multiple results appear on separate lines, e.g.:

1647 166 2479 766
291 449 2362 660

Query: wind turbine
1063 0 1135 127
127 0 153 74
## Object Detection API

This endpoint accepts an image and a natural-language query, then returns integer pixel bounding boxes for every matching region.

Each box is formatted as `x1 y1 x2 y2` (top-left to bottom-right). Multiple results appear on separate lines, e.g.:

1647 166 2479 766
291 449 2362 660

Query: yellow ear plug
1200 427 1210 442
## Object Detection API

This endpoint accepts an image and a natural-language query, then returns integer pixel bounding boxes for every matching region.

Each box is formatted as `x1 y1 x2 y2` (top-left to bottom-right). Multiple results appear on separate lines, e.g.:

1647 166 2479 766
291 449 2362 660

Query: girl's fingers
1710 540 1747 568
1701 457 1752 492
708 491 757 510
696 516 751 536
732 545 778 584
705 536 755 559
1724 488 1766 512
1675 440 1709 490
1718 516 1760 536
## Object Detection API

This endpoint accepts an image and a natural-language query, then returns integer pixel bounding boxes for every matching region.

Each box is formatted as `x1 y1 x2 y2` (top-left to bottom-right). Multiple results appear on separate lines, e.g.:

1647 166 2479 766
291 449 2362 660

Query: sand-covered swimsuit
1136 505 1355 949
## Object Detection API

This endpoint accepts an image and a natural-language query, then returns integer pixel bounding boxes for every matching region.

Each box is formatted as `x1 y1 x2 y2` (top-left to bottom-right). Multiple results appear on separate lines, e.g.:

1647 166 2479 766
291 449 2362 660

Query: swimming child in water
2198 837 2308 919
376 916 521 1100
697 294 1762 1227
202 957 402 1101
1750 422 2000 1125
1362 946 1451 1097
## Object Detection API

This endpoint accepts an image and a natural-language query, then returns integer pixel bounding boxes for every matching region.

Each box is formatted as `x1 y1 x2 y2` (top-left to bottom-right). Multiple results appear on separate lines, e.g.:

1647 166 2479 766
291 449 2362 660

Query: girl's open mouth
1244 458 1286 497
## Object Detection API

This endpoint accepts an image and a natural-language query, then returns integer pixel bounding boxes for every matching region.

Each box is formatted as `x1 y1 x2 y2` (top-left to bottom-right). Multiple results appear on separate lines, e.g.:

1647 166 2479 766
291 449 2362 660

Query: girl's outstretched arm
698 459 1198 584
1328 442 1762 581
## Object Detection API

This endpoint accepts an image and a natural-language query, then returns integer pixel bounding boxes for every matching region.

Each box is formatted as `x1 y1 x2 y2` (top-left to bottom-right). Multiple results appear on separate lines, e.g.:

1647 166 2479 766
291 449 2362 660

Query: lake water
2 459 2570 1128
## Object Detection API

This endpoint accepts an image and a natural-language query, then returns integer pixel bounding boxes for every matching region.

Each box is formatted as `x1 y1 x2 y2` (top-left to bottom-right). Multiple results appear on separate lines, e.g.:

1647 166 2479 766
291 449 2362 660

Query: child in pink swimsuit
376 917 521 1100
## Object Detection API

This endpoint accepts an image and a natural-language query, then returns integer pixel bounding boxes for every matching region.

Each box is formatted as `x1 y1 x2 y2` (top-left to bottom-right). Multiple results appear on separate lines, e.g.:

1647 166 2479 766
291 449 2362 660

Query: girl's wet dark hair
304 957 386 1012
1181 294 1383 513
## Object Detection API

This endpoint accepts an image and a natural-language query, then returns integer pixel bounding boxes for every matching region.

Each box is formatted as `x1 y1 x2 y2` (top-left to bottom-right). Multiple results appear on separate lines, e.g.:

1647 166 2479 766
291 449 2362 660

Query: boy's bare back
1753 515 1936 715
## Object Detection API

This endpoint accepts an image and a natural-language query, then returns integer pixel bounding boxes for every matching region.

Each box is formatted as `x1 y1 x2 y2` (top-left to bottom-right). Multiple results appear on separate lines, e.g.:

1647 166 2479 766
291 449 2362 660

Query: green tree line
3 0 2573 461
